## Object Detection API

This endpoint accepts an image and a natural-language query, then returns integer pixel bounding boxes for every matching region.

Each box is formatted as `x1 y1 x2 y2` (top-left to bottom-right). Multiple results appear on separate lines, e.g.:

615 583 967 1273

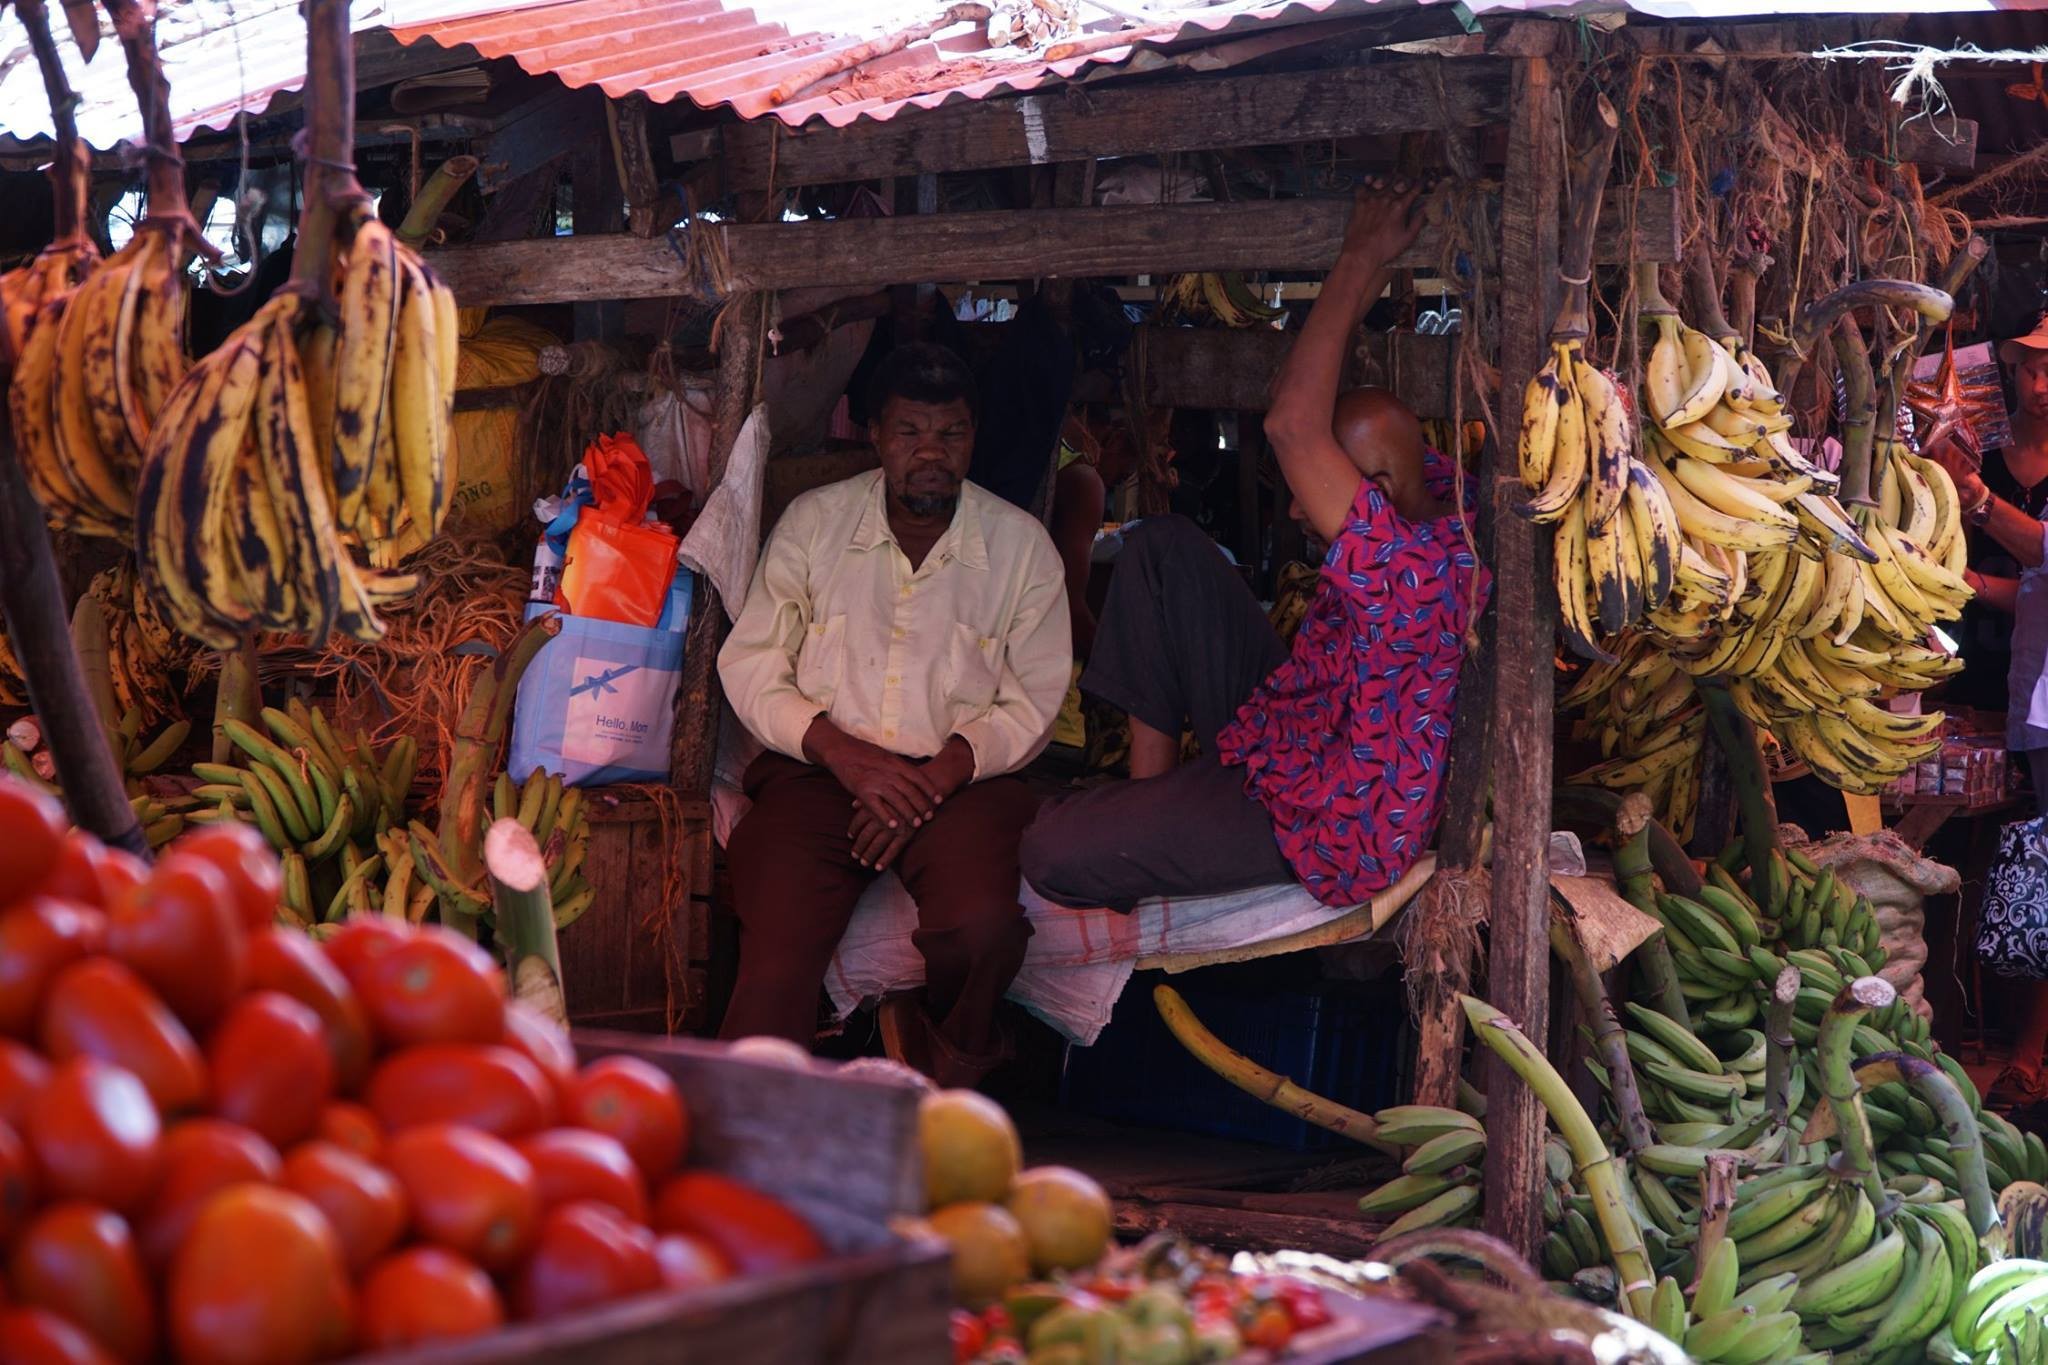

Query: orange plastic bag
557 512 679 628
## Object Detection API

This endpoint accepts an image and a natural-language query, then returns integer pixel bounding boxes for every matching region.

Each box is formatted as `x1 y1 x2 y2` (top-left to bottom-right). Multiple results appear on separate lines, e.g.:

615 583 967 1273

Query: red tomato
243 930 373 1095
383 1125 539 1272
353 929 505 1049
952 1309 989 1364
651 1172 824 1276
1243 1303 1293 1351
137 1121 281 1270
0 778 65 905
366 1045 555 1140
9 1204 155 1363
105 852 245 1029
167 1185 354 1365
511 1201 661 1322
26 1060 163 1212
0 1120 38 1244
314 1103 382 1162
653 1233 732 1291
501 1002 576 1101
0 898 106 1038
515 1129 649 1223
319 917 410 991
0 1306 119 1365
357 1248 503 1351
38 959 206 1116
34 837 145 914
564 1056 688 1181
208 993 332 1148
0 1041 51 1131
165 825 281 933
279 1142 407 1276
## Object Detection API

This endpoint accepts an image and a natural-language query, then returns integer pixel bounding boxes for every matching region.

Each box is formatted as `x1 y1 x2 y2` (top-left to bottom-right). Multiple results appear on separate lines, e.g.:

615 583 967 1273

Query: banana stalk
1833 314 1880 509
1460 994 1657 1322
1694 1151 1741 1295
486 817 566 1025
1555 784 1703 896
1779 277 1954 403
1614 793 1693 1030
1807 1051 1998 1239
16 0 90 258
1550 94 1621 343
1154 985 1398 1156
211 640 261 767
1697 684 1780 911
396 157 480 249
296 0 358 314
435 615 562 937
1818 977 1899 1218
1685 238 1741 348
1763 965 1800 1128
1552 902 1655 1154
69 595 118 731
102 0 212 258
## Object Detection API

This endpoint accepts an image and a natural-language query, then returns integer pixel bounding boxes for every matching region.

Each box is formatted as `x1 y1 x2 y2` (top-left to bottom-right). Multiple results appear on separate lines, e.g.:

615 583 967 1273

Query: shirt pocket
943 623 1002 712
796 614 848 707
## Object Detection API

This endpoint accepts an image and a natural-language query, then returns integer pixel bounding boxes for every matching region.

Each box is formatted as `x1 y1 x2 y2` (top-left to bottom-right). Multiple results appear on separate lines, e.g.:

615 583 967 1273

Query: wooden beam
427 189 1678 307
1065 327 1477 418
1896 116 1978 174
1479 29 1561 1265
713 58 1509 190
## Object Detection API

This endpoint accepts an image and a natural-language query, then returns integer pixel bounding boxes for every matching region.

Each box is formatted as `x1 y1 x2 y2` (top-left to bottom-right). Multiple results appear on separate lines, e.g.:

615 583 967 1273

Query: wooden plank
1479 31 1561 1264
425 191 1680 307
715 59 1510 190
1897 116 1978 173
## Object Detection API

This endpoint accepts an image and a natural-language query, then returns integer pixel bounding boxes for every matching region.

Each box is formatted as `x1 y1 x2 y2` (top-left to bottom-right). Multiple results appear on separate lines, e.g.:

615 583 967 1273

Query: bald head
1332 388 1435 520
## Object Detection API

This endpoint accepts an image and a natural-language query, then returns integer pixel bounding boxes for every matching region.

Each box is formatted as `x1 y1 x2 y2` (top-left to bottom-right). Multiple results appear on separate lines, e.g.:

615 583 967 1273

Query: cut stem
212 639 260 767
1816 977 1898 1218
1550 94 1621 343
1551 903 1655 1154
487 817 566 1024
1614 794 1693 1029
1697 683 1780 910
1763 966 1800 1129
1460 994 1657 1322
1154 985 1397 1155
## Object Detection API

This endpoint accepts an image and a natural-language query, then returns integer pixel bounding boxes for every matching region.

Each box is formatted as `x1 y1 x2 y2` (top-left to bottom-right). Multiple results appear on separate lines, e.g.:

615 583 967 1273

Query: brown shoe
877 994 934 1078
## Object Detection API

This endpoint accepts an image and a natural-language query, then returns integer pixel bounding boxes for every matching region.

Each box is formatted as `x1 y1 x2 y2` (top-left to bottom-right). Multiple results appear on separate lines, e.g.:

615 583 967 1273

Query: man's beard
901 491 960 519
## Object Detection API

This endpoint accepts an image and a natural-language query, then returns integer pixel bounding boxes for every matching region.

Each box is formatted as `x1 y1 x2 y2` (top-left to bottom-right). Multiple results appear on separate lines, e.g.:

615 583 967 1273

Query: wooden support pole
0 407 145 854
1479 24 1562 1263
672 293 767 796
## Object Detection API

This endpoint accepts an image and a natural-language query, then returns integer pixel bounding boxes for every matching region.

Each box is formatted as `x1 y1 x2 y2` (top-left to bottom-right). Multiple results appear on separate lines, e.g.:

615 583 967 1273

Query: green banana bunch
489 766 594 929
1357 1104 1485 1241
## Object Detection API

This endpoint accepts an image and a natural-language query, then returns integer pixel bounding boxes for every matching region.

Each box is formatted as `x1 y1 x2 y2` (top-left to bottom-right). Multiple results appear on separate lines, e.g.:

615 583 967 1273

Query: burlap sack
1792 828 1960 1020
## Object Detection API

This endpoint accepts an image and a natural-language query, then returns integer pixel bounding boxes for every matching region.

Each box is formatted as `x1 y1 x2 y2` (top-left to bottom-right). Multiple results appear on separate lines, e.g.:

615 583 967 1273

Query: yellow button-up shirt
718 470 1071 779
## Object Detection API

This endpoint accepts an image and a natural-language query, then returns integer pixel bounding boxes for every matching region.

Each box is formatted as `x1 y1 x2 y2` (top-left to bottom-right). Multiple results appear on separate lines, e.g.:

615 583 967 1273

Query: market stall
10 0 2048 1360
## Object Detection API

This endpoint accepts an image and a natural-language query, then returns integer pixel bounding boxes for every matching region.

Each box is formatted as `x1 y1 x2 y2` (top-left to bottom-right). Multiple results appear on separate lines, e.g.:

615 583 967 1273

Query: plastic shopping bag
508 576 695 787
557 512 678 628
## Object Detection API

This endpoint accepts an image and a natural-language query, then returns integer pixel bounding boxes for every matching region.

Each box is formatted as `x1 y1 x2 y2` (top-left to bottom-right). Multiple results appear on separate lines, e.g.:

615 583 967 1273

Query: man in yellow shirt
717 344 1070 1083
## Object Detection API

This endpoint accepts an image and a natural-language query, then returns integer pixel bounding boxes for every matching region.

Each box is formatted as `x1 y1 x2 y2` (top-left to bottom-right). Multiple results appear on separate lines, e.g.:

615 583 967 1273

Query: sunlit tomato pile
0 774 827 1364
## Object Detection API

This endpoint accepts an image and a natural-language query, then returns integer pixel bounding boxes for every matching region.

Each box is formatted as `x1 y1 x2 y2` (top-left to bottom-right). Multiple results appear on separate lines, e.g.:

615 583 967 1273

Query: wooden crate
353 1031 949 1365
559 794 714 1033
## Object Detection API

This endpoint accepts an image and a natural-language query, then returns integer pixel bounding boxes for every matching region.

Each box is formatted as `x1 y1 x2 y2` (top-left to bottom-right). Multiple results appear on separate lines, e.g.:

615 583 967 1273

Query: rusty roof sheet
5 0 2048 150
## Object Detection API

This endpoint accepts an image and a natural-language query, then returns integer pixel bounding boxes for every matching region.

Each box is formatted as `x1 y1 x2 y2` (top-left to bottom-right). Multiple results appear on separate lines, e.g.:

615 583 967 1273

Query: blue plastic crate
1061 973 1408 1152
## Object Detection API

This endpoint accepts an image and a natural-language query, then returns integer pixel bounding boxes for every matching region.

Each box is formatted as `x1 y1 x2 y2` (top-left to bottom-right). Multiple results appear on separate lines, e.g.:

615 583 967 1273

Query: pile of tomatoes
0 774 827 1364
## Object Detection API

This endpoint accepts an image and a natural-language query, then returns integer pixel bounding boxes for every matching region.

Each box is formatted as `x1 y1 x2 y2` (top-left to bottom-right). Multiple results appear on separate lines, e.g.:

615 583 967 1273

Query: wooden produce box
355 1030 949 1365
559 794 714 1033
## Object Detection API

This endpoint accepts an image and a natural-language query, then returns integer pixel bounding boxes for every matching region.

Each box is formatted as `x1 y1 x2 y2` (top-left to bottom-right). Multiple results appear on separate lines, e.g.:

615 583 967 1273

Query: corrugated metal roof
3 0 2046 150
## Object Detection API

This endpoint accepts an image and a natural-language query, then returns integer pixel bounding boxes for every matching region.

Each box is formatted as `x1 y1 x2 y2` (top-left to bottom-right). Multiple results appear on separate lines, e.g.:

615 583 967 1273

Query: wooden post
672 292 767 795
1480 21 1563 1262
0 407 145 854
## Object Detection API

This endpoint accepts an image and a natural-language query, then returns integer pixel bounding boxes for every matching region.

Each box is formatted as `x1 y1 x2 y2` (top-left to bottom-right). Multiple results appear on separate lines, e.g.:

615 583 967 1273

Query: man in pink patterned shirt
1022 185 1491 911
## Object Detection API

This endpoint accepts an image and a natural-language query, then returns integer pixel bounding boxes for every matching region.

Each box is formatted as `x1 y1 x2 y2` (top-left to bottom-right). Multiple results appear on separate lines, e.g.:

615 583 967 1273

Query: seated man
717 342 1071 1083
1022 185 1491 911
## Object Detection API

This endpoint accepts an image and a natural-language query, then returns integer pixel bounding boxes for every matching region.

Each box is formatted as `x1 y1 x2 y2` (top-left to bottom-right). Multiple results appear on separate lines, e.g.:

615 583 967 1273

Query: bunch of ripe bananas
0 633 24 710
1556 299 1966 818
0 225 94 369
10 214 201 541
82 561 195 728
1518 335 1679 648
1158 272 1284 327
136 203 457 648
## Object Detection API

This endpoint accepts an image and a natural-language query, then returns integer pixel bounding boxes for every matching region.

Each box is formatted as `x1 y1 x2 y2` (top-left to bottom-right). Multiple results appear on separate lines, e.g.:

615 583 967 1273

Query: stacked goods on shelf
1544 254 1964 835
0 773 837 1361
1356 785 2048 1363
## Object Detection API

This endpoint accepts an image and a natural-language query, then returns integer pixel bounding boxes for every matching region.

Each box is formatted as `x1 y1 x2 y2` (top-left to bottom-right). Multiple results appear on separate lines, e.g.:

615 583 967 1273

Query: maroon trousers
718 752 1038 1062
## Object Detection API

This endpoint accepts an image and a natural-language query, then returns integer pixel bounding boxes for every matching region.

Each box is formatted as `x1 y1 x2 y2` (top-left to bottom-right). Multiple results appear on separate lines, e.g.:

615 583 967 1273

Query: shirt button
883 728 896 739
892 628 906 640
885 675 899 685
900 585 912 597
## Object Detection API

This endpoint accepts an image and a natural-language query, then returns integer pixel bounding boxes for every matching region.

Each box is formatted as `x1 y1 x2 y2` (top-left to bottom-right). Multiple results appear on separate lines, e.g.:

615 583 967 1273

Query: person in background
716 344 1070 1085
1931 316 2048 1111
1020 183 1490 912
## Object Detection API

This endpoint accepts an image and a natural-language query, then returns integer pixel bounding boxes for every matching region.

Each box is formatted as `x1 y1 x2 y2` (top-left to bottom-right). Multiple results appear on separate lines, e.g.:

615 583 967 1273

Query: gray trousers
1021 516 1296 912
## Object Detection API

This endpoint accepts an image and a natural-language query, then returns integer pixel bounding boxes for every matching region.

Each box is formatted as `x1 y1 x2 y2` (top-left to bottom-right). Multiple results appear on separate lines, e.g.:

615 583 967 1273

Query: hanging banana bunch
134 0 456 648
11 0 211 540
1560 237 1964 815
0 0 97 370
1159 272 1284 327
